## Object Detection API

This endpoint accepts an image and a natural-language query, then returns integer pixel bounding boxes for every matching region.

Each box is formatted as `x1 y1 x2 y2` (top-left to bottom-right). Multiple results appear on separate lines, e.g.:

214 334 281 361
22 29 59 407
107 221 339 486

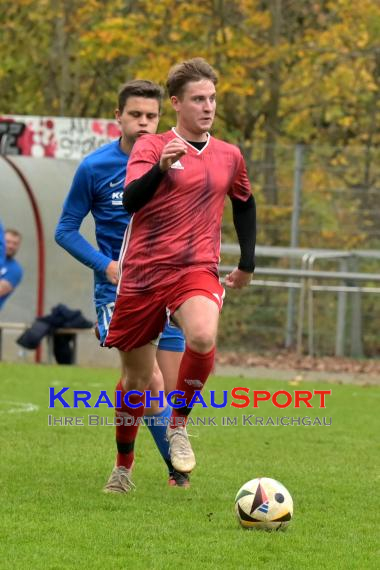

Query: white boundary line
0 400 39 414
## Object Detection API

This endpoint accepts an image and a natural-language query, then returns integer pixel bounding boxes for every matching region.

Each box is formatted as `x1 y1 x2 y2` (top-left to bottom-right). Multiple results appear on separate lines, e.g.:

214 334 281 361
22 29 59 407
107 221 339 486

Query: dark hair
166 57 218 98
5 228 22 239
118 80 164 112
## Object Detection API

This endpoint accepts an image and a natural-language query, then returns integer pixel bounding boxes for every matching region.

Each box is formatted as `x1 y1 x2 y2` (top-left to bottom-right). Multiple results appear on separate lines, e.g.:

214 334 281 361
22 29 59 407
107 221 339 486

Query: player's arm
123 138 187 213
226 195 256 288
55 162 112 277
0 263 23 297
226 152 256 289
123 163 165 213
0 279 13 297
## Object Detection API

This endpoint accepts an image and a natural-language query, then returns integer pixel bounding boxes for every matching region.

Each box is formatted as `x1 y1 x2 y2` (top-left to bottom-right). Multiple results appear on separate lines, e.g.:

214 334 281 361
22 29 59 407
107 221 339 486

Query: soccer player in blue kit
55 80 188 491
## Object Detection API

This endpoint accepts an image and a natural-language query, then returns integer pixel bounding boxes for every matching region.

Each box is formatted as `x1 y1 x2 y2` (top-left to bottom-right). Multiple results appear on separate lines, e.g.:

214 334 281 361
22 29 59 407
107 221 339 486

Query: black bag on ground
16 304 93 363
16 320 52 349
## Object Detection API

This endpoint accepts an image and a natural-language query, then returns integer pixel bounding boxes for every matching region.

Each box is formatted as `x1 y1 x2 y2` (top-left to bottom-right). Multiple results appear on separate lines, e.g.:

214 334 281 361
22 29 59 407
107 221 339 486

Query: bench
0 322 28 361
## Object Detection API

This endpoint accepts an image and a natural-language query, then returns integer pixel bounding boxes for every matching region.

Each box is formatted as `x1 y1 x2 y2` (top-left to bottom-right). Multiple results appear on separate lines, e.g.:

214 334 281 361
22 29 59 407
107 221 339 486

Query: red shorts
104 269 224 352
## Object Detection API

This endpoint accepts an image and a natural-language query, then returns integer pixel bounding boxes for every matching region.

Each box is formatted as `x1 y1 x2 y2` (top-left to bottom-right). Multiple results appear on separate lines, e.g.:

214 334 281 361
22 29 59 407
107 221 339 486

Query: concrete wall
0 155 118 367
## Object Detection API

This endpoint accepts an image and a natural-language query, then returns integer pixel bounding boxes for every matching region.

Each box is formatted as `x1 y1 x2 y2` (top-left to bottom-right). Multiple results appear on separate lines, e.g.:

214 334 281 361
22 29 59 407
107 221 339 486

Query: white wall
0 156 118 367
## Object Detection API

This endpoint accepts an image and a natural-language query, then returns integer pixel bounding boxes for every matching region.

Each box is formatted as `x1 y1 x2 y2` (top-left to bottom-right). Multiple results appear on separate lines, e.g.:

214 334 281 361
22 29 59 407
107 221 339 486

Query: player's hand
159 139 187 172
105 260 119 285
224 268 253 289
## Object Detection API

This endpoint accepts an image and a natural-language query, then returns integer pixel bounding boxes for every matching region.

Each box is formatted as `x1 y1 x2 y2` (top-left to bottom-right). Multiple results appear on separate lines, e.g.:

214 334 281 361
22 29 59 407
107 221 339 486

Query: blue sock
143 406 173 474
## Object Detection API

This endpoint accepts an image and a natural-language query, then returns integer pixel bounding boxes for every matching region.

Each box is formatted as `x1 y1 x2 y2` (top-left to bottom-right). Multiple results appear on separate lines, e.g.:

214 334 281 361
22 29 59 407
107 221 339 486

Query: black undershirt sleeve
122 162 164 213
123 140 206 214
231 194 256 273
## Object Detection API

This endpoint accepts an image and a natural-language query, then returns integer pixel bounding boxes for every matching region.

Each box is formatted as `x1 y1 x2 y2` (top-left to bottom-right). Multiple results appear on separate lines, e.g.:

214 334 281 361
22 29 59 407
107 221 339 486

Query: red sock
115 380 145 469
170 346 215 428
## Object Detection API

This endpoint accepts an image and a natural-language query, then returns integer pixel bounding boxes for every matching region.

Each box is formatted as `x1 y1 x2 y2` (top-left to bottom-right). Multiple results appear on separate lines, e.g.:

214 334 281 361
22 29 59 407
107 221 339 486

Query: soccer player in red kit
105 58 256 488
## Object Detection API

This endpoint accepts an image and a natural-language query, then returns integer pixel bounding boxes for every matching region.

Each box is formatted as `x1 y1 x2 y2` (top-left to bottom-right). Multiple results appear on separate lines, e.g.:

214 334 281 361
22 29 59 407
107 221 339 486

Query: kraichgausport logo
48 387 331 409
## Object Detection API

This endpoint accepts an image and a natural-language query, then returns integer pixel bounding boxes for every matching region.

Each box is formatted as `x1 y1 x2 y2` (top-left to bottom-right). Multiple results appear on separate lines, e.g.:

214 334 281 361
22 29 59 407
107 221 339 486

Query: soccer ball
235 477 293 531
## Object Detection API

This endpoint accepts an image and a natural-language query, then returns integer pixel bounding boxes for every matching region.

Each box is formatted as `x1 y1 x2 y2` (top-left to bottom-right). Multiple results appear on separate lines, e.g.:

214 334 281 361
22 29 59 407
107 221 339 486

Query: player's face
5 233 21 258
116 96 160 148
171 80 216 140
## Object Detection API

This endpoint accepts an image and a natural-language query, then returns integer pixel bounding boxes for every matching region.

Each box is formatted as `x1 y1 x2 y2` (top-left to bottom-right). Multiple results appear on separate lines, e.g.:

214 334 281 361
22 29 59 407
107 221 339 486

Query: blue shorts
96 300 185 352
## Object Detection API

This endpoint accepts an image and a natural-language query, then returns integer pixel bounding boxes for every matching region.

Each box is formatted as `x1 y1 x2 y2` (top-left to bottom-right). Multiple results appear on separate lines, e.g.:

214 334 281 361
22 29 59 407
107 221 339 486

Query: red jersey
118 128 252 293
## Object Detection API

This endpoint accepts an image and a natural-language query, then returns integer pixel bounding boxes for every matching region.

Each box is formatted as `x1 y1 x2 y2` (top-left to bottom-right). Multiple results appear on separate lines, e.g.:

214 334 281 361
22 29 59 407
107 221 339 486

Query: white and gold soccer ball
235 477 293 530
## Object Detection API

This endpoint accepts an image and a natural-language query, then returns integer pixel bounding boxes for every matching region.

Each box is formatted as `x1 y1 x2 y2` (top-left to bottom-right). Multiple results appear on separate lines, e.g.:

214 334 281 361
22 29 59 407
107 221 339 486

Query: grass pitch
0 363 378 569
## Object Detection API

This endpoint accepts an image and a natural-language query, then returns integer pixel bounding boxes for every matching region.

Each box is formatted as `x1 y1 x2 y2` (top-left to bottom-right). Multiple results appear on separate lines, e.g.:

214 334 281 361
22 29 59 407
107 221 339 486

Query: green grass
0 363 378 569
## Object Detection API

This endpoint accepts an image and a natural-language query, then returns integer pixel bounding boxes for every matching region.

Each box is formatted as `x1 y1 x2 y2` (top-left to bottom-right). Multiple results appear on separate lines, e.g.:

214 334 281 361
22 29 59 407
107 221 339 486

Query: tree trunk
263 0 282 206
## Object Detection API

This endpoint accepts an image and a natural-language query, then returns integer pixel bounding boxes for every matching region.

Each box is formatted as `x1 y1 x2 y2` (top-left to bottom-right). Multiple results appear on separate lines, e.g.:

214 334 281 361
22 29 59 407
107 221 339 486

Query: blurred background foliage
2 0 379 247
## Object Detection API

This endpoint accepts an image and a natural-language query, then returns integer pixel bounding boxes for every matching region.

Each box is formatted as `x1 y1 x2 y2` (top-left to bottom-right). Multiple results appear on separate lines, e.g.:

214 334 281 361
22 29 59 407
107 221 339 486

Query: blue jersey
0 222 5 269
0 257 23 310
55 139 130 305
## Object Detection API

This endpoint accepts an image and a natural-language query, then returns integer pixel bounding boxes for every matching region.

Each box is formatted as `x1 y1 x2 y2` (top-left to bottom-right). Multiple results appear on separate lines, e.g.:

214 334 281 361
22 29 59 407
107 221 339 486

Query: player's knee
149 368 164 391
186 329 216 353
121 373 151 392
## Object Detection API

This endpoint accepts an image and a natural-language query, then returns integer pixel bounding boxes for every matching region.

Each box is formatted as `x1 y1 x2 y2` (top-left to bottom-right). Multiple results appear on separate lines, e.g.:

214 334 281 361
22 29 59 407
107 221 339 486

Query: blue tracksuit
0 221 5 269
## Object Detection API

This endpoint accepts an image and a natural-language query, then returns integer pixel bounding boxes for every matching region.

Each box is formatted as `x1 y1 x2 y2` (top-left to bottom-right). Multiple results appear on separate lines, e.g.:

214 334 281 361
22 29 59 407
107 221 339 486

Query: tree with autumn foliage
1 0 380 248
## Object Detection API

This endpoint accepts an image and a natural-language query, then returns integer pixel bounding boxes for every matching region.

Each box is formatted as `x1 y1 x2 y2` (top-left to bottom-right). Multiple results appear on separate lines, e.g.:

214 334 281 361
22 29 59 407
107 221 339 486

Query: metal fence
237 143 379 246
221 143 380 357
219 245 380 357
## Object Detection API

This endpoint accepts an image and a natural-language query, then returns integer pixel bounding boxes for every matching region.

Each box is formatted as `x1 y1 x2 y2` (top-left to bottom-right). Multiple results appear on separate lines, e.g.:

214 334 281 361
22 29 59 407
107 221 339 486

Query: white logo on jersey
111 191 123 206
184 379 203 388
170 160 184 170
0 267 7 277
110 178 124 188
213 293 221 304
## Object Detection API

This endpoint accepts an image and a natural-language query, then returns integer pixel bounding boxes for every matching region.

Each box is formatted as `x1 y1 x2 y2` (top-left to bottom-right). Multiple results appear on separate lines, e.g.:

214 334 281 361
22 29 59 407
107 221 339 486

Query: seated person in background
0 221 5 268
0 229 23 311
